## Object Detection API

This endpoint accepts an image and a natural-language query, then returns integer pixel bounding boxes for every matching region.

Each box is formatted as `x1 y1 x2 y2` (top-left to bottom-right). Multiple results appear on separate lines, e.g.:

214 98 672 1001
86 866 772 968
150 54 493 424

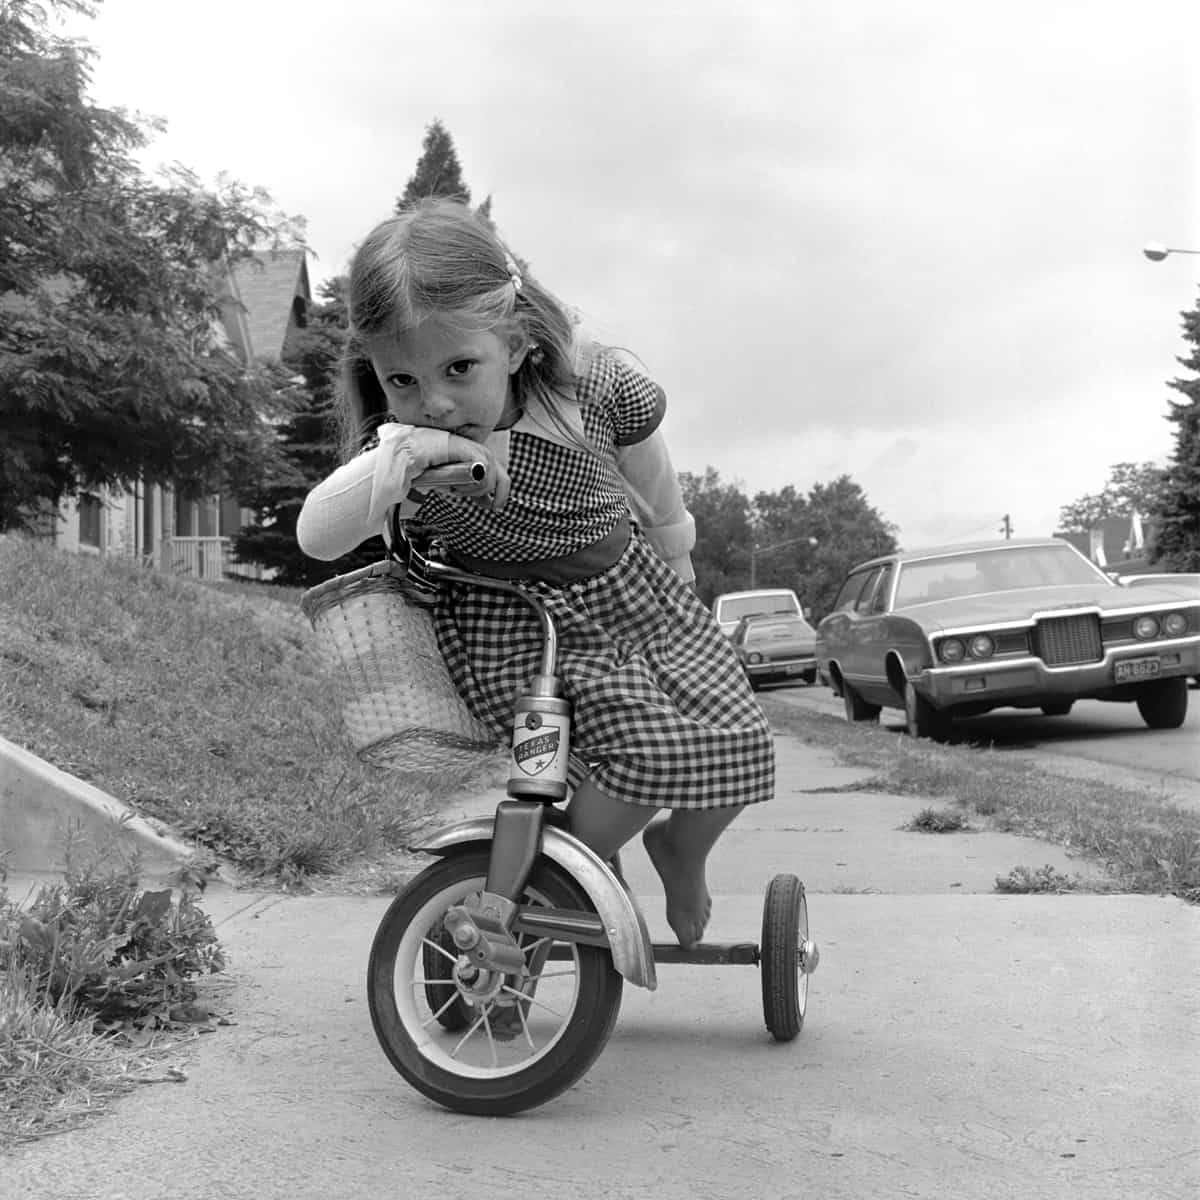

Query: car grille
1034 614 1103 666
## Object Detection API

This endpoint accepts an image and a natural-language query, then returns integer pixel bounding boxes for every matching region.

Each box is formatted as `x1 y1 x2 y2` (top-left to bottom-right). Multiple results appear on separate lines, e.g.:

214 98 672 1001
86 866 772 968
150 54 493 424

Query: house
1053 512 1161 573
47 248 311 582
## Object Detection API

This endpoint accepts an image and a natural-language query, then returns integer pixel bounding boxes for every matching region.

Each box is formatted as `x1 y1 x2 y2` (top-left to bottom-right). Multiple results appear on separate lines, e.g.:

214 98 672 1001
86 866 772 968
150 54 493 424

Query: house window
219 497 244 538
78 494 102 548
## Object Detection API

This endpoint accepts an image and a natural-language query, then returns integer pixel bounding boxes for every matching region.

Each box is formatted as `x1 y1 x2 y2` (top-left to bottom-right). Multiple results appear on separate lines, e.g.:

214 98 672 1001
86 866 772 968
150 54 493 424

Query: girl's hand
422 433 511 511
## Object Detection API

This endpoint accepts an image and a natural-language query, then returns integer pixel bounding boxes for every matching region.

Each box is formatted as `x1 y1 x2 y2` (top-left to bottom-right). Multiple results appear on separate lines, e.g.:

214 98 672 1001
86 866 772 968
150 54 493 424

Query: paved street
766 680 1200 806
5 735 1198 1199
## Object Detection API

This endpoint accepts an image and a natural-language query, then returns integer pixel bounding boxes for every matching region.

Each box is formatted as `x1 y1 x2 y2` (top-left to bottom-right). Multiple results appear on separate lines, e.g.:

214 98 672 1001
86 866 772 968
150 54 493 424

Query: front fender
416 819 657 991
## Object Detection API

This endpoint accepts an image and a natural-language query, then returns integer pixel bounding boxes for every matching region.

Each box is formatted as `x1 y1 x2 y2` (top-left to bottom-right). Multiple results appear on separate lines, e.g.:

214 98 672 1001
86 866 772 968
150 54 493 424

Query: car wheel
1040 701 1074 717
904 680 954 742
1135 677 1189 729
842 681 881 723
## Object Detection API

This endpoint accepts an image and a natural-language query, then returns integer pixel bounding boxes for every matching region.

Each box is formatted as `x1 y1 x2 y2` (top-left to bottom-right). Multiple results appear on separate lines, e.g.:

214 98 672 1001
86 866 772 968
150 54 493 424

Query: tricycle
300 465 819 1115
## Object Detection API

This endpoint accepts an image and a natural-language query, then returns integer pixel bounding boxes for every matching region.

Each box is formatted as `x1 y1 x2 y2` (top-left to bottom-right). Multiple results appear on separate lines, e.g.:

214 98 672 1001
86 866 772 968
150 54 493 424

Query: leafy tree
679 468 753 604
681 468 897 617
395 119 472 211
1057 461 1167 533
788 476 898 620
0 0 304 532
1153 298 1200 569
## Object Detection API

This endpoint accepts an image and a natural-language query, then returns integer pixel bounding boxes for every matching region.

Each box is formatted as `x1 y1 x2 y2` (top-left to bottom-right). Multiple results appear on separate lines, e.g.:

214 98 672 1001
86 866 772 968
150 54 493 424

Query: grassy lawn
0 534 498 886
757 694 1200 902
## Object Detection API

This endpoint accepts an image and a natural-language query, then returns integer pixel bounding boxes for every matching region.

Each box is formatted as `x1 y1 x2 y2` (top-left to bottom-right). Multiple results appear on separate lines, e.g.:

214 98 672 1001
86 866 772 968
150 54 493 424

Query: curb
0 733 195 878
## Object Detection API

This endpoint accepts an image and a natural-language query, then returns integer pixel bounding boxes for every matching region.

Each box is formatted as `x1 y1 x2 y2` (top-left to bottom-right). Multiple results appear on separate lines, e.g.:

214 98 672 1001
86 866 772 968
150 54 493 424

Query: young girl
297 199 774 948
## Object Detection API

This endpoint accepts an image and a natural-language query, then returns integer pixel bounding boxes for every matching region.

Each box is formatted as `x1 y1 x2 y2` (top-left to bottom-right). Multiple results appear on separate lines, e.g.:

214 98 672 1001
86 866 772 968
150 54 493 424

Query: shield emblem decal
514 729 561 776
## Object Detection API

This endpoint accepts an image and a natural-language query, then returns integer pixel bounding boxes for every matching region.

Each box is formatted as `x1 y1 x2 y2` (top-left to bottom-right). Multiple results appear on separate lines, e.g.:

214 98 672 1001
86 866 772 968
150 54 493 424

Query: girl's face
366 315 526 443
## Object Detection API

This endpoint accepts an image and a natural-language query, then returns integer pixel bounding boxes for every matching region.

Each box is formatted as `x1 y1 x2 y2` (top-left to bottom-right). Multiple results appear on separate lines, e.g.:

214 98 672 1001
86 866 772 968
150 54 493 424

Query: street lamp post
748 535 819 589
1143 242 1200 262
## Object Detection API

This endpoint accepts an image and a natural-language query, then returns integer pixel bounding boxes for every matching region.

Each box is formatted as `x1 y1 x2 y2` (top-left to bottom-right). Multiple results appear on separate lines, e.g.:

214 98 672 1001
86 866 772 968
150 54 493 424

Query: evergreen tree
1153 297 1200 570
395 119 471 211
235 122 491 583
231 281 386 586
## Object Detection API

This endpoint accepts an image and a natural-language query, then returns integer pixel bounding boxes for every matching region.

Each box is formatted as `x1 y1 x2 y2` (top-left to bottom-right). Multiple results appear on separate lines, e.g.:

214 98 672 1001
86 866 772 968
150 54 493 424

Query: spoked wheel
368 849 623 1116
760 873 817 1042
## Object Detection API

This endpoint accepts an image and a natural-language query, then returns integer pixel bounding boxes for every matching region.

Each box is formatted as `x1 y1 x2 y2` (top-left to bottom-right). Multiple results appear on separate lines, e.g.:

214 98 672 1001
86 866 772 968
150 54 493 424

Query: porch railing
162 537 270 583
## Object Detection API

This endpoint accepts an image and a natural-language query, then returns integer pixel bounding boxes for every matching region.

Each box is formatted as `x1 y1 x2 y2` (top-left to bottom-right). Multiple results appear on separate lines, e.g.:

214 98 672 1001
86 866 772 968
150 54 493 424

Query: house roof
228 249 311 362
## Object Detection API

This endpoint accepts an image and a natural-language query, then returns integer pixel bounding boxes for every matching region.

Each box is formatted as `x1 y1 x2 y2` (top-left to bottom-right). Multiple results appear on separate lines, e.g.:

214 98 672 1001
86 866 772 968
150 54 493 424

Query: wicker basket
300 560 498 775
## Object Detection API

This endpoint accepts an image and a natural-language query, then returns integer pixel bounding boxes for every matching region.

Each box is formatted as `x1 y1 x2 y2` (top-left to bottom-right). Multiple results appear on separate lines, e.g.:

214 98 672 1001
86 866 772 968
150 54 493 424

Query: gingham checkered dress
410 352 774 810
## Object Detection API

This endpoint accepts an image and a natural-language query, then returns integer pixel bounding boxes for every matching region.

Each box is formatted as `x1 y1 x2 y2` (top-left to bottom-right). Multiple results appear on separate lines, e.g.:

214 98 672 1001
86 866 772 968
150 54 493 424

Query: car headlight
939 638 966 663
747 652 762 664
1162 612 1188 637
968 634 995 659
1133 615 1160 640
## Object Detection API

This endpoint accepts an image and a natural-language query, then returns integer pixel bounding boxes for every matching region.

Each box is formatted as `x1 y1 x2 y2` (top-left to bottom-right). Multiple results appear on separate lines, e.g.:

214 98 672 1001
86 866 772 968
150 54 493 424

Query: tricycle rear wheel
760 873 809 1042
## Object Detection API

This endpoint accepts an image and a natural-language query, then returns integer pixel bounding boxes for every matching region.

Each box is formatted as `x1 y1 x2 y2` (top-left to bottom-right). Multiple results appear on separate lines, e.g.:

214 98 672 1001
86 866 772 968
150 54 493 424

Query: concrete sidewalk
4 735 1199 1199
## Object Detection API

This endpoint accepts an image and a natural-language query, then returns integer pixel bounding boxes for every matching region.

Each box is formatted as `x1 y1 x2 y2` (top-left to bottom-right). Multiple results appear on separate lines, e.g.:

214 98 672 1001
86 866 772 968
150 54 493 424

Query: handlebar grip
412 462 487 489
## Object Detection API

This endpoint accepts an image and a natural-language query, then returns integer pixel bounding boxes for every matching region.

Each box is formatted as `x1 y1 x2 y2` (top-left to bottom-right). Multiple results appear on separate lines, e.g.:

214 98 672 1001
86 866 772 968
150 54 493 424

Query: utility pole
999 514 1012 540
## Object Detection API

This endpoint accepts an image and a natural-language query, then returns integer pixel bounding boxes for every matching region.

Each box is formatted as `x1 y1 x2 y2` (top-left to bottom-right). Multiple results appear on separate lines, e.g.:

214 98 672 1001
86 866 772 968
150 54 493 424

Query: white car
1116 572 1200 593
712 588 803 638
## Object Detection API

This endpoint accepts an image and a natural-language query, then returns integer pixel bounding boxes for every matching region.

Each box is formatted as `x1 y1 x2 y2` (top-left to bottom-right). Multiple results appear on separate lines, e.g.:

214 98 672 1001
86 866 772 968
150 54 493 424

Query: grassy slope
0 535 497 884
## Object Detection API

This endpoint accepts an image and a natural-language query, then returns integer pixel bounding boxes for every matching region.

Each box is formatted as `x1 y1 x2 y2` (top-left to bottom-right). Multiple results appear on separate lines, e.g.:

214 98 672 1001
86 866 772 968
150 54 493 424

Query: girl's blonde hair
339 198 582 458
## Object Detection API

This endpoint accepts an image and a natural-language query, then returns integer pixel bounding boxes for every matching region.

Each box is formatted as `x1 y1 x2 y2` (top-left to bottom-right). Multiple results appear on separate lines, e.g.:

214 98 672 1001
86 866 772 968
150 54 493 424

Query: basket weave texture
300 561 498 774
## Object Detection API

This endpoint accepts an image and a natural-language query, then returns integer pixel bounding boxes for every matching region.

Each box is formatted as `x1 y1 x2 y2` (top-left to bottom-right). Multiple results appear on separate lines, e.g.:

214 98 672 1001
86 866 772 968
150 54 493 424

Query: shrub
0 846 224 1030
905 806 969 833
994 864 1078 894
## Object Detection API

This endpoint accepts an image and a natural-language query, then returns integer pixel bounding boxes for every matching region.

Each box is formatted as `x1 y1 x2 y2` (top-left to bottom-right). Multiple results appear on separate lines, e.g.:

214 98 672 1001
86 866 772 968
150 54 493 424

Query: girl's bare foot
642 819 712 949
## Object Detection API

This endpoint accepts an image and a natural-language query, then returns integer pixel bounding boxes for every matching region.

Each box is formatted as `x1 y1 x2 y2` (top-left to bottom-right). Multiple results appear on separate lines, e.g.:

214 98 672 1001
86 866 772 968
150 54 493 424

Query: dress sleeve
296 424 450 561
614 428 696 583
595 353 667 447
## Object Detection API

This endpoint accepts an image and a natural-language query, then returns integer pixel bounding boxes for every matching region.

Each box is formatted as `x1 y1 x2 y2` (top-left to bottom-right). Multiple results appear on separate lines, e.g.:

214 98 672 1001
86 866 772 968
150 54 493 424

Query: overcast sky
71 0 1200 549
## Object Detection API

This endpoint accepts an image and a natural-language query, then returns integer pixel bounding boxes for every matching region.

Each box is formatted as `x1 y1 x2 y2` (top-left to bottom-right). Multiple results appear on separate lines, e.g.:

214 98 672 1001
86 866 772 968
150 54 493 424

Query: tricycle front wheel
368 849 623 1116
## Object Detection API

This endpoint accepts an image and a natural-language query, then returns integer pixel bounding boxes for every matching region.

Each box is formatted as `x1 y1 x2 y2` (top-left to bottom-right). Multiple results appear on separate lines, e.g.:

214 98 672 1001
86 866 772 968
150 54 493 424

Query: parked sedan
815 537 1200 740
1117 571 1200 685
731 613 818 689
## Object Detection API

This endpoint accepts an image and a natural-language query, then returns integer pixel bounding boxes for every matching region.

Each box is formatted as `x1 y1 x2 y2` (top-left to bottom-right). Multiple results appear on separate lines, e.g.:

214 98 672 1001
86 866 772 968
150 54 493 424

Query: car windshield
721 594 800 622
893 544 1108 607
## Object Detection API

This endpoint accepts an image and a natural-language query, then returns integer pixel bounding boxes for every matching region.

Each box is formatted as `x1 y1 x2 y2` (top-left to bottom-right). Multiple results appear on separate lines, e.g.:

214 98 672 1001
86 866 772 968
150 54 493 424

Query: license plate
1114 656 1161 683
783 664 803 675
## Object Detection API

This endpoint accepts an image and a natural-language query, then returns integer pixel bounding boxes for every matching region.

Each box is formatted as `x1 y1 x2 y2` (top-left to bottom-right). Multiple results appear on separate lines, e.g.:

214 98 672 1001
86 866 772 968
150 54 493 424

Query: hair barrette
503 253 523 293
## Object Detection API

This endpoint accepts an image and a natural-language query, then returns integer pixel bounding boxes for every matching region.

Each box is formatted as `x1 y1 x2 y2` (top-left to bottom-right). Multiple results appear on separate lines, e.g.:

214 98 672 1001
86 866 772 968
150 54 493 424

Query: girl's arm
297 425 502 561
614 428 696 583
